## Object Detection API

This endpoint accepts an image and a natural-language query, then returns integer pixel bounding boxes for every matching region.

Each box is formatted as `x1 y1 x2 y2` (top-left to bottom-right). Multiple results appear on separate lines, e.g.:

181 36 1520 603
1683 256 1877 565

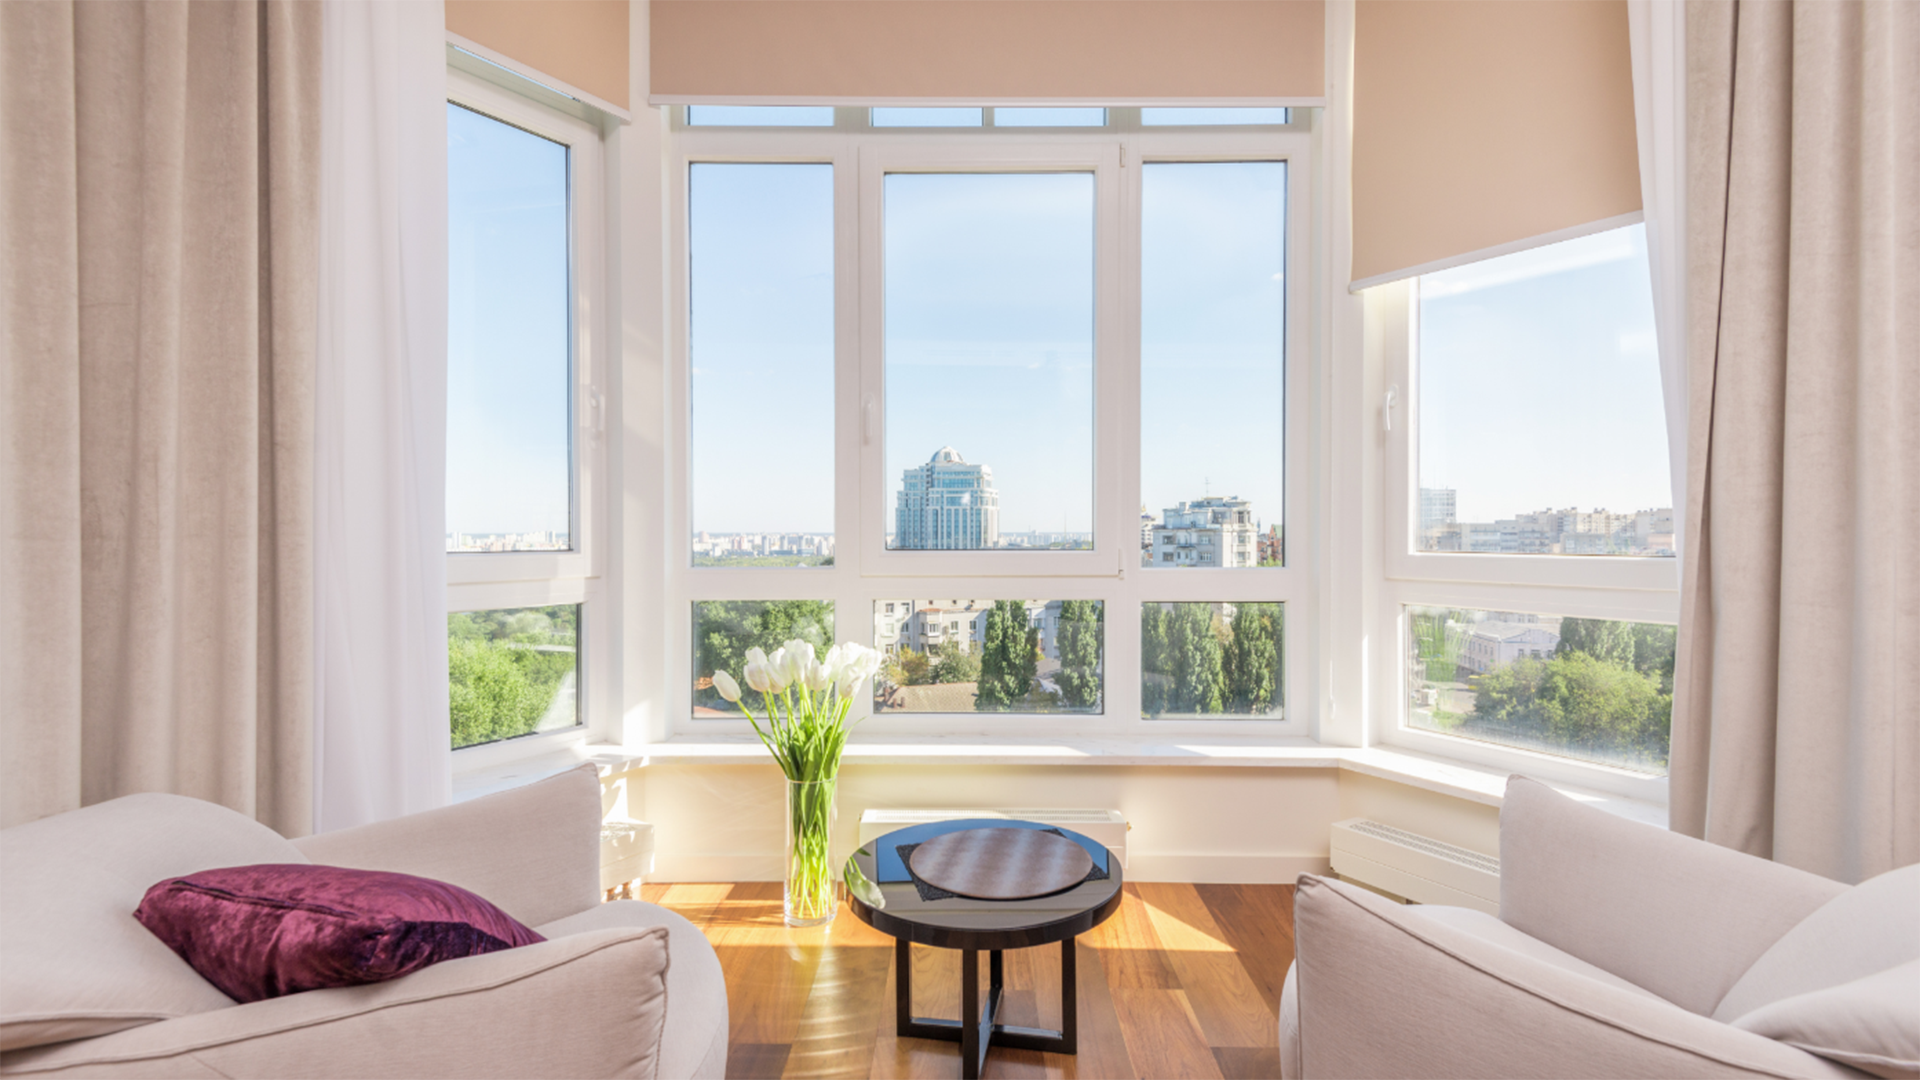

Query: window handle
1383 384 1398 433
863 395 876 446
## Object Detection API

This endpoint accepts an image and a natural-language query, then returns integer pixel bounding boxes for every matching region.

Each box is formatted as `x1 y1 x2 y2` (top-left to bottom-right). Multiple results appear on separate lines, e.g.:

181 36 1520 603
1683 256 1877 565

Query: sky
446 103 573 540
686 161 1290 538
450 109 1666 545
1419 224 1672 522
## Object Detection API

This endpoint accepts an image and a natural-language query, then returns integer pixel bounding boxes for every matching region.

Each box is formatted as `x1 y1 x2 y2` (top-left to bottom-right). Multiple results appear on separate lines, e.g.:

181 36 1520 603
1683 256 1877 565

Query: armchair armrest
292 764 602 927
0 926 671 1079
1499 776 1845 1016
1292 875 1854 1079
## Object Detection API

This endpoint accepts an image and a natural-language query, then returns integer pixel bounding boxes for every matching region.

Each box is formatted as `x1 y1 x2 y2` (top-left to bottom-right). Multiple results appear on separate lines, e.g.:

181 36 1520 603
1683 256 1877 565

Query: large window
669 108 1307 735
446 67 607 756
1381 222 1677 792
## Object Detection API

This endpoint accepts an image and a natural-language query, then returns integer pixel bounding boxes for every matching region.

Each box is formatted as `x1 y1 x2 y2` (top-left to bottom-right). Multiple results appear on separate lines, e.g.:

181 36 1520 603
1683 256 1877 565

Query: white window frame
666 110 1314 739
445 68 615 771
1371 272 1678 803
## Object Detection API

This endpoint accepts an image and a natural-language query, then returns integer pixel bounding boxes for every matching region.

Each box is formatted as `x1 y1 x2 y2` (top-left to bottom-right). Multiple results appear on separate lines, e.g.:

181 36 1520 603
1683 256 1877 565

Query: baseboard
648 851 1330 884
1123 853 1329 883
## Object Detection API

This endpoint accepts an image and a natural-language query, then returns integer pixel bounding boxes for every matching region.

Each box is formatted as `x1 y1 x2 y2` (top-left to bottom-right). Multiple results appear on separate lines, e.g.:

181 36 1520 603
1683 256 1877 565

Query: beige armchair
0 765 726 1079
1281 776 1914 1079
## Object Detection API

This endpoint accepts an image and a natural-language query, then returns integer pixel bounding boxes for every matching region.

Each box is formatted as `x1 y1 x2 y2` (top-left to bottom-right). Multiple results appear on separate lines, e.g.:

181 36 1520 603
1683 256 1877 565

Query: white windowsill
451 734 1666 827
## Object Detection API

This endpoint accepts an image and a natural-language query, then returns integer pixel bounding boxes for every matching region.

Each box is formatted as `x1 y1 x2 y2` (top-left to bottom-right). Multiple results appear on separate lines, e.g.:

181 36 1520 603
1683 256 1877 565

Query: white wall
611 762 1519 883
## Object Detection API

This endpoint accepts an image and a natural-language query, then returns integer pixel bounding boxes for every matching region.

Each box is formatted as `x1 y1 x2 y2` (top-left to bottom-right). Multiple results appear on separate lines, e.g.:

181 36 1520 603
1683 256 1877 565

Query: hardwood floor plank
1193 885 1296 1016
1065 941 1140 1080
1109 989 1225 1080
648 882 737 930
1211 1045 1283 1080
782 908 894 1080
1133 883 1280 1050
1083 885 1180 989
668 882 1294 1080
727 1042 793 1080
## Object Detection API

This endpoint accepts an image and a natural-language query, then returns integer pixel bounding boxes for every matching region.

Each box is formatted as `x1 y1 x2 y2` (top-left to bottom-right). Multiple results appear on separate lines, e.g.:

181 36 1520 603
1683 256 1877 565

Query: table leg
893 936 1078 1077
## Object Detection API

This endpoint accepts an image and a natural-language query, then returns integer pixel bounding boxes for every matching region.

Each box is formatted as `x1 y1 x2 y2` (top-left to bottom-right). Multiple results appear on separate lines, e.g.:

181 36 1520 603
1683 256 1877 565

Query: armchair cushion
1731 961 1920 1080
1293 874 1860 1079
1499 776 1846 1016
1714 864 1920 1021
291 764 600 928
0 926 672 1079
0 795 308 1051
134 865 545 1003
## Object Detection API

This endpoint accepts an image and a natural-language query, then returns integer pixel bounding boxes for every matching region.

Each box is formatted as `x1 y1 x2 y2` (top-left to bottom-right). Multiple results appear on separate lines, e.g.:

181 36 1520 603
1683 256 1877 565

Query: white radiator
1330 818 1500 914
858 809 1128 867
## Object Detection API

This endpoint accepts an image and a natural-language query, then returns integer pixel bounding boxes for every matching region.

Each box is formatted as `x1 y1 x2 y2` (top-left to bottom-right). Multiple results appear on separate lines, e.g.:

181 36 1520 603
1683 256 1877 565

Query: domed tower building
894 447 1000 550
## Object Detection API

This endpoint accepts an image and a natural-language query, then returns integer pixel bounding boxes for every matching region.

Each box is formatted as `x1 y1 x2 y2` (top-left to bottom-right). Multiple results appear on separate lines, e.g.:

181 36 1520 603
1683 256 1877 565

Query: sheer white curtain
1627 0 1688 560
314 0 450 831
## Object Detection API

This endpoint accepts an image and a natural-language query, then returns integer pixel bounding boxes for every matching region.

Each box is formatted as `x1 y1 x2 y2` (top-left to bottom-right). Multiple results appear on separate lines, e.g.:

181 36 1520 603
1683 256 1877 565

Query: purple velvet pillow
134 864 545 1003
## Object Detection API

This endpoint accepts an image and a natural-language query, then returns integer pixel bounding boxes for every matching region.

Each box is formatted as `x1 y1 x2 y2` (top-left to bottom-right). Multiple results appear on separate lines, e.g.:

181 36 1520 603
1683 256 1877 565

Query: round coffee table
844 819 1123 1080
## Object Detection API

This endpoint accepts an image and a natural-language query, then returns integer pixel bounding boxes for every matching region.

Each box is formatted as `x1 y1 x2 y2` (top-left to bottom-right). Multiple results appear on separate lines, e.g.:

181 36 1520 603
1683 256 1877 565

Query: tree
1167 603 1225 713
1224 603 1282 712
448 605 576 748
976 600 1037 711
1472 652 1671 767
1055 600 1103 709
694 600 833 711
885 648 932 687
929 643 982 684
1555 617 1635 669
1631 623 1677 691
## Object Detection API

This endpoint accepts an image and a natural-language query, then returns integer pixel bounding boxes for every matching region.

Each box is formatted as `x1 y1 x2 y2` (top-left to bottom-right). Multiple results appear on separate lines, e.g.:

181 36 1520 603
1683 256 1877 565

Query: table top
844 819 1124 951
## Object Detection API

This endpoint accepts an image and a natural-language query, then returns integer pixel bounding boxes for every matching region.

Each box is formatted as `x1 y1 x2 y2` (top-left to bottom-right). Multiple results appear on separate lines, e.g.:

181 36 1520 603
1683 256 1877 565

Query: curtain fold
1672 0 1918 882
0 0 319 835
1627 0 1690 558
312 0 450 832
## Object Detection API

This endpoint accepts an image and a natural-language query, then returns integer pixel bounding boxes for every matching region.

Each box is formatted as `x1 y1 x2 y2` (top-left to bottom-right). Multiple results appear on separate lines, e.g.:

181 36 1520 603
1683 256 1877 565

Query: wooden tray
908 827 1094 900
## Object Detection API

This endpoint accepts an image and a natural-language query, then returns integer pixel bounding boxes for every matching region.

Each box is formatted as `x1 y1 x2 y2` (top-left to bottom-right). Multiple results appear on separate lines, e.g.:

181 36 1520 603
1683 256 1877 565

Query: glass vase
784 777 838 927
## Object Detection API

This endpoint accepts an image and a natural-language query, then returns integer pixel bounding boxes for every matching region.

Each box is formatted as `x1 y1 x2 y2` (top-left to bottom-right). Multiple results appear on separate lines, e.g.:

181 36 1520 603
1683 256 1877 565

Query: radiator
858 808 1129 867
1330 818 1500 914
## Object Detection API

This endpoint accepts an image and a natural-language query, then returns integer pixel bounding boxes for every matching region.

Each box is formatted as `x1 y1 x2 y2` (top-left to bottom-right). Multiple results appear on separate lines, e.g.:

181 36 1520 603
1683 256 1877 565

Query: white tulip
743 660 772 695
823 643 850 680
804 657 832 692
745 647 770 670
779 640 815 687
712 670 742 703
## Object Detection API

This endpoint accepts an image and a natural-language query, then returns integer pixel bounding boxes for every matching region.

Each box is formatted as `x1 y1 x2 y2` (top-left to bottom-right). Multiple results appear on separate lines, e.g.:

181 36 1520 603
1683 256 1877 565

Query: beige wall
650 0 1325 103
610 762 1507 883
447 0 630 110
1351 0 1641 285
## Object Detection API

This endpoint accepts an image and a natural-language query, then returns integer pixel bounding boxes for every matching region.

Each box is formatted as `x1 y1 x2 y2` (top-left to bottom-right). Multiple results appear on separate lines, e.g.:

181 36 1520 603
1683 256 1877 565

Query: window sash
665 124 1313 738
446 69 611 756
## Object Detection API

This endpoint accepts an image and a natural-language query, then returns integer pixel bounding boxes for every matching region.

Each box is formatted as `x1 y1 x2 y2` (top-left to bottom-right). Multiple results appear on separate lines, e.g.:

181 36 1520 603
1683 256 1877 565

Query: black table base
895 937 1078 1080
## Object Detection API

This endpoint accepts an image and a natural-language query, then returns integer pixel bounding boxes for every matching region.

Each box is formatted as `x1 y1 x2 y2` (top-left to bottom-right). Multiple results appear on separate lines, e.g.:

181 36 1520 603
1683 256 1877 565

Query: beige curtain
0 0 319 835
1673 0 1918 883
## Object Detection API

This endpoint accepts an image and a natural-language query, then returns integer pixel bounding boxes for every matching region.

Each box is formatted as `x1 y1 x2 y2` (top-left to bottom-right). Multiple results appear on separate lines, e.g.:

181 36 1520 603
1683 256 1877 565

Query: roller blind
446 0 629 111
650 0 1326 105
1350 0 1642 289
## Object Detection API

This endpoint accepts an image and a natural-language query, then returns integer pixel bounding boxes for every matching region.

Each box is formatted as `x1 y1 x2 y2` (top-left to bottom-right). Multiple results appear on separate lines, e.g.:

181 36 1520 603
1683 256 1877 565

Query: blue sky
1419 225 1671 522
454 122 1667 543
446 104 572 539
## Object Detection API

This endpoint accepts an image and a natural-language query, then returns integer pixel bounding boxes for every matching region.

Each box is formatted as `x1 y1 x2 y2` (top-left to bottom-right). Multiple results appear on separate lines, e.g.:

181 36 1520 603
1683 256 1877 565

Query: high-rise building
1150 496 1256 567
894 447 1000 550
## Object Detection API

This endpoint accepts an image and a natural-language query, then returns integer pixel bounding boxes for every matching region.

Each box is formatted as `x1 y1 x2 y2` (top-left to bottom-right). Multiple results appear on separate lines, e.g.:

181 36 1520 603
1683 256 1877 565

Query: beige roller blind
650 0 1326 105
1351 0 1641 289
446 0 630 111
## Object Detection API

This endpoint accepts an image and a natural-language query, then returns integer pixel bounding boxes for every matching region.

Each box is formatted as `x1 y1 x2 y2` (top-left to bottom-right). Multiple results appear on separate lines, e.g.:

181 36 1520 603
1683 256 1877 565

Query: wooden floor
638 882 1296 1080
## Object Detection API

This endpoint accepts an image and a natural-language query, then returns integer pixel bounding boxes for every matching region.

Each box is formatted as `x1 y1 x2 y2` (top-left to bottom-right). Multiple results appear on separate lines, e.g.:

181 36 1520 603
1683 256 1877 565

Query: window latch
1383 384 1398 433
863 395 876 446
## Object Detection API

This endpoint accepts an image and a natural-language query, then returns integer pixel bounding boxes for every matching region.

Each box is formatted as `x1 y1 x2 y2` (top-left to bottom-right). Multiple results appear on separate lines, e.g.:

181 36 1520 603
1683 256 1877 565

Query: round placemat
907 827 1094 901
